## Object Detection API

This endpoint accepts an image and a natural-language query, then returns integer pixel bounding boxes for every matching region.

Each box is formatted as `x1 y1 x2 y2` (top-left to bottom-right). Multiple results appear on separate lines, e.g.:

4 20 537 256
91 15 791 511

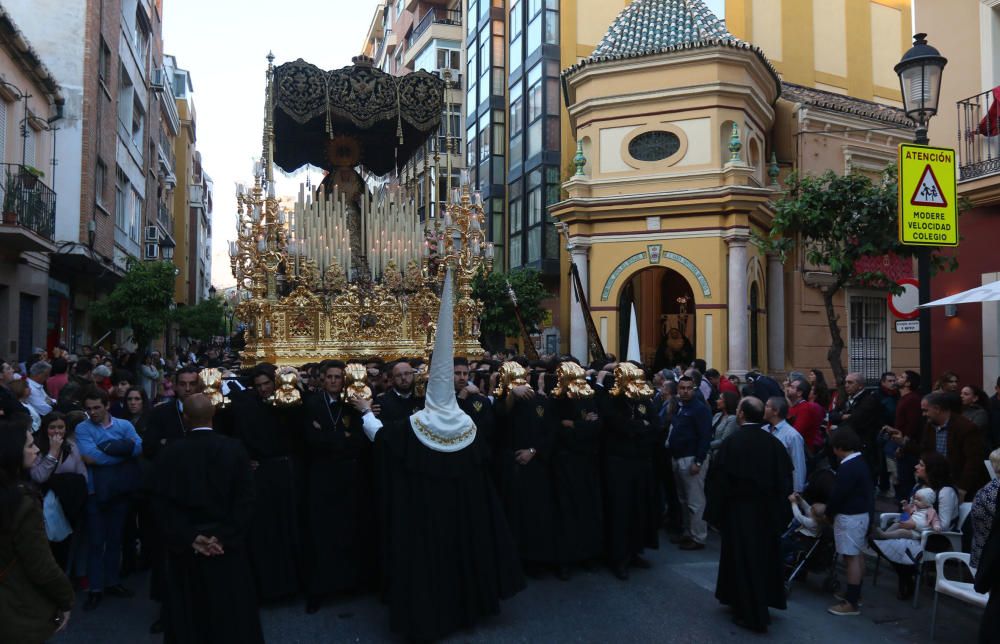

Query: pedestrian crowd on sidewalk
1 342 999 642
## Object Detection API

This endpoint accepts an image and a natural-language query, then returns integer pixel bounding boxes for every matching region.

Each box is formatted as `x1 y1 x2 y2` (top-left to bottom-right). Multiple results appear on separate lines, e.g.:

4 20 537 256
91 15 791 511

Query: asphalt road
55 532 981 643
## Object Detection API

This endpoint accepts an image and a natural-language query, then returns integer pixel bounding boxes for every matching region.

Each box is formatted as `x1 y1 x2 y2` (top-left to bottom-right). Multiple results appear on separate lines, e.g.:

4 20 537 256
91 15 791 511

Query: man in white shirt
764 396 807 493
27 360 54 416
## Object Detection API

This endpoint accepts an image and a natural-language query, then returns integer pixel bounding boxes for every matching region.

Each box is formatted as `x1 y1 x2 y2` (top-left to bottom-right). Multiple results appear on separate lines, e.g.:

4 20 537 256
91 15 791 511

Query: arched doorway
617 266 695 370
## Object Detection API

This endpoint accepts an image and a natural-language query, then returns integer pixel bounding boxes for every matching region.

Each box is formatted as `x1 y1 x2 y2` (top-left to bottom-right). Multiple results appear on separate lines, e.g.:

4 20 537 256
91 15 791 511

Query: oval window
628 131 681 162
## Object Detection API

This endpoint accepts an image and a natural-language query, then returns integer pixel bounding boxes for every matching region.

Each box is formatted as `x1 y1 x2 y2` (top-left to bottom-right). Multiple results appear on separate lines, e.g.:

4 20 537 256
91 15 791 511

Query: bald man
152 394 263 644
829 372 883 479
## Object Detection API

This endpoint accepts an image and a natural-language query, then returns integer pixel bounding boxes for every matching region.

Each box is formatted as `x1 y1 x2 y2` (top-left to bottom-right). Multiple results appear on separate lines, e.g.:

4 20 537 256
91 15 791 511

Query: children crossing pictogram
909 164 948 207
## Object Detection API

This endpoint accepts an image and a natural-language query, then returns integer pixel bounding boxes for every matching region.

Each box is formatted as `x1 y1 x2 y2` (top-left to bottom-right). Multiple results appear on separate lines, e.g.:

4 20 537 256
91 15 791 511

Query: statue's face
494 361 528 397
612 363 654 400
555 362 594 399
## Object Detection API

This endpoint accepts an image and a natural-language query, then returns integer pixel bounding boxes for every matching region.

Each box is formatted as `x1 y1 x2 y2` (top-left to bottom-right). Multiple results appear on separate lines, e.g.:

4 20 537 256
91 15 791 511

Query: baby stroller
781 467 839 597
782 521 839 597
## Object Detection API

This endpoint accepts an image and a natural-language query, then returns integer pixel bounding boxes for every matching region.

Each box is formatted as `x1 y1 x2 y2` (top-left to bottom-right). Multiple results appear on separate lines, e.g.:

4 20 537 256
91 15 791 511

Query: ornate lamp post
896 34 947 392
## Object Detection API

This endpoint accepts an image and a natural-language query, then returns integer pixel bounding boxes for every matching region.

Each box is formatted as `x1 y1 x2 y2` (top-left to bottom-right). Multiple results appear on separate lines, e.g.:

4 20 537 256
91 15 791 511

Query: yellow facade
172 99 195 305
725 0 911 105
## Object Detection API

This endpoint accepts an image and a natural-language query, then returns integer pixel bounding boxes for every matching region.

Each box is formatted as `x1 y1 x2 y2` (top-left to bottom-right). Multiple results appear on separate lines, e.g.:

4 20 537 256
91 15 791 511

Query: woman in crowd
973 449 1000 570
870 451 959 600
8 380 40 433
709 391 739 454
0 419 74 643
808 369 834 411
961 385 992 436
122 387 151 437
138 353 161 403
29 412 89 569
934 371 960 393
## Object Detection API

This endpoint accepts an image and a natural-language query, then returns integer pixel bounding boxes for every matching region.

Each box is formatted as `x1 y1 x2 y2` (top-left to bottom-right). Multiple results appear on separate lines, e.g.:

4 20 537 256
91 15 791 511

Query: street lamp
896 33 947 392
159 236 175 261
209 285 217 299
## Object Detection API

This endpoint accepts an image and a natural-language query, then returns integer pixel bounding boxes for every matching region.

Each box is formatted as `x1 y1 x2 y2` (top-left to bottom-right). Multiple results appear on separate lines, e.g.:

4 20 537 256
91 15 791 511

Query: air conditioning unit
144 225 158 242
150 68 165 91
144 242 159 259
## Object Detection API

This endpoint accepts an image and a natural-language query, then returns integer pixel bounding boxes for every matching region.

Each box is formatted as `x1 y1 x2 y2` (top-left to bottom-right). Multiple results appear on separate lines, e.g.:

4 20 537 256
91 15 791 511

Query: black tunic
152 430 263 644
143 399 187 603
549 395 604 563
459 392 496 448
302 392 374 597
598 391 662 566
493 395 558 563
705 423 793 631
376 418 525 641
231 392 302 601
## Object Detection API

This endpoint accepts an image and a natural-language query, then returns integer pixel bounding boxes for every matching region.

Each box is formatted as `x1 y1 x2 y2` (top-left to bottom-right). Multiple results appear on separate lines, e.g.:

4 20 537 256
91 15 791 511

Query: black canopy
272 57 444 177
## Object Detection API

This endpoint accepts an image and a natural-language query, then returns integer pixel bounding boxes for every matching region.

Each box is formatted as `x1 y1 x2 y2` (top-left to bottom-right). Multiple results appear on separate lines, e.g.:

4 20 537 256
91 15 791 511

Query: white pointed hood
409 267 477 452
627 303 641 363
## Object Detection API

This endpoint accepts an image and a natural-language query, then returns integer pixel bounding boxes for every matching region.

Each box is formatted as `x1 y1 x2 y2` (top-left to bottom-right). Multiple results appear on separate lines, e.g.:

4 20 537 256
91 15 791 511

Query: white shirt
766 419 807 493
361 410 382 442
27 378 53 415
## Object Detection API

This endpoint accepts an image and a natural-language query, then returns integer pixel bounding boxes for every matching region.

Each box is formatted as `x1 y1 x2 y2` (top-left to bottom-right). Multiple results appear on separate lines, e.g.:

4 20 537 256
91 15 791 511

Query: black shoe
679 540 705 551
305 596 322 614
105 584 134 598
630 555 653 569
150 619 164 634
556 564 571 581
669 535 689 544
612 563 629 580
83 592 103 611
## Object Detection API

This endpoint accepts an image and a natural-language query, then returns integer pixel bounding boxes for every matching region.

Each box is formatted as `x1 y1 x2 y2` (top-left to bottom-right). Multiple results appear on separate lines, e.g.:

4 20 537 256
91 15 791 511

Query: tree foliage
472 268 547 350
90 260 176 350
173 297 226 341
760 166 957 387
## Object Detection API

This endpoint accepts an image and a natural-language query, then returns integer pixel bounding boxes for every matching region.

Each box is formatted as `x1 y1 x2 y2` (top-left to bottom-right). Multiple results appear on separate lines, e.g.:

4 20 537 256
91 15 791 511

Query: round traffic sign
888 278 920 320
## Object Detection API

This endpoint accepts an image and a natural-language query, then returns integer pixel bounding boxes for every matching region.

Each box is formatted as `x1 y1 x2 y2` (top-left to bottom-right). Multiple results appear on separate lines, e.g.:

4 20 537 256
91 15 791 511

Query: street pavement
57 529 982 643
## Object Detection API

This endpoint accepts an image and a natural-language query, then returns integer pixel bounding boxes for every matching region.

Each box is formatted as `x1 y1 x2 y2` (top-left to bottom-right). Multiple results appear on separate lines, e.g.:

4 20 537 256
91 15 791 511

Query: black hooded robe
375 417 525 641
706 422 793 632
231 391 302 601
548 395 604 563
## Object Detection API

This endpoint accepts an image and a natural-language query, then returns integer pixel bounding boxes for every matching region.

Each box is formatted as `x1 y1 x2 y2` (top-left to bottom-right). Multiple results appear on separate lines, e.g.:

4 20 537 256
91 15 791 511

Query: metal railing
408 8 462 48
158 128 175 172
375 29 391 64
0 163 56 240
158 201 171 229
957 87 1000 181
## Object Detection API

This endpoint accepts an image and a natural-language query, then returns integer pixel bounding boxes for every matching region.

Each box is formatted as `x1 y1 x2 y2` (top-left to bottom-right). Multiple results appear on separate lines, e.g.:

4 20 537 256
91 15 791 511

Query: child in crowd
875 487 941 539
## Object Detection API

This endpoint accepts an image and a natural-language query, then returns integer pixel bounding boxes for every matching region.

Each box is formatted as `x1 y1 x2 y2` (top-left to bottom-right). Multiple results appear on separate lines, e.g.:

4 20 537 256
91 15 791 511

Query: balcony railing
158 201 171 229
0 163 56 240
958 87 1000 181
158 128 175 173
375 28 391 64
407 9 462 48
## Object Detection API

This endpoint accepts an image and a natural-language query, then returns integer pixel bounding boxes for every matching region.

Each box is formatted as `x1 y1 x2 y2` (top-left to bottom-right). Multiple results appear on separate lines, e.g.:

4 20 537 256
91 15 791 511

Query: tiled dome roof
592 0 733 59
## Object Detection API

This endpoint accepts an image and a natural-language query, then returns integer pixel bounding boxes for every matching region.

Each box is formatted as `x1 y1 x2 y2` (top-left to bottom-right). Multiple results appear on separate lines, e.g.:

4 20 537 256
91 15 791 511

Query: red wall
929 204 1000 387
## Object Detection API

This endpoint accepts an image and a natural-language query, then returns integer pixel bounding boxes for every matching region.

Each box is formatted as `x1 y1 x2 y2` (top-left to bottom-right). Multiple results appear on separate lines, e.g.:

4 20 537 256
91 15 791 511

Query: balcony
408 9 461 47
157 201 172 230
189 183 206 209
157 127 176 178
958 87 1000 182
0 163 57 252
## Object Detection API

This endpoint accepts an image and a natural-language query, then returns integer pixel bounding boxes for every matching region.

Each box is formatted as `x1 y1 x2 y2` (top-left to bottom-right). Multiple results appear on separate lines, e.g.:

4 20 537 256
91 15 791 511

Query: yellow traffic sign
898 144 958 246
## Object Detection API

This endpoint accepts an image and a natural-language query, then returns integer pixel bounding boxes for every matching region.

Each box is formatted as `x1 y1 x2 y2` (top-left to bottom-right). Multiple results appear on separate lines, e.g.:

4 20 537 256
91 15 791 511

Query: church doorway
617 266 695 370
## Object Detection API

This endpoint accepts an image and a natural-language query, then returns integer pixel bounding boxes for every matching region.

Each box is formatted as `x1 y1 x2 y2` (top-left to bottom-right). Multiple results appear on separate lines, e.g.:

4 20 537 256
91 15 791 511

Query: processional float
229 54 492 366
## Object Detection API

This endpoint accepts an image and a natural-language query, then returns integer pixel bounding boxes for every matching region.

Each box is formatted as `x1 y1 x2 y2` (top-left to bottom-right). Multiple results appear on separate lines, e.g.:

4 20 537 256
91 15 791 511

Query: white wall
4 0 86 244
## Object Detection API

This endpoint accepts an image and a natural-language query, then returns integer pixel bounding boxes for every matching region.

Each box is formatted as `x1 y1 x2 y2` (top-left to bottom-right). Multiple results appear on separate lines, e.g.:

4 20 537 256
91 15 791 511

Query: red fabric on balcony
853 253 913 283
977 86 1000 137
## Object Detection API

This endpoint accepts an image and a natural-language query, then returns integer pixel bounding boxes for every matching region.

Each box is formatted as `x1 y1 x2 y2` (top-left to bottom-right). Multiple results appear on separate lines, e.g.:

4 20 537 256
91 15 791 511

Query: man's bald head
183 394 216 428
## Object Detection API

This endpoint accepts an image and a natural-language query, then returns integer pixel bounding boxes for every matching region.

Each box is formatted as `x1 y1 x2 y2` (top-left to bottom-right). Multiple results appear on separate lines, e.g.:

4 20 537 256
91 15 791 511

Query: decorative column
726 235 750 377
766 252 786 376
568 240 591 362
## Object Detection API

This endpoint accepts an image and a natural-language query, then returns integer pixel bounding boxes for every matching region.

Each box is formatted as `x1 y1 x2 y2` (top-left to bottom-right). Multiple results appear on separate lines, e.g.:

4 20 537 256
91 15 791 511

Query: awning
918 280 1000 307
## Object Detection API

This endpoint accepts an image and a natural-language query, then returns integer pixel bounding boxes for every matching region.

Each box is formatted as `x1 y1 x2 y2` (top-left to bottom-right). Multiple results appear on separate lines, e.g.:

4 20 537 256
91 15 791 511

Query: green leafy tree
472 268 547 351
760 166 957 388
172 297 226 341
90 260 176 350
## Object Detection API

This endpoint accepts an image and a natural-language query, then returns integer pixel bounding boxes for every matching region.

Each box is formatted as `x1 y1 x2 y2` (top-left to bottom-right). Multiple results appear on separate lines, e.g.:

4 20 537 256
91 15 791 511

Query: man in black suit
829 372 883 481
374 360 422 422
454 357 495 446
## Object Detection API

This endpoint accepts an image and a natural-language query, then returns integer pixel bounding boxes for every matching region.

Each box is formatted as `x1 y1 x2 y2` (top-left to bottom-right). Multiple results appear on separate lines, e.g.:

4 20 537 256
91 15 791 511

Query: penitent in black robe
493 395 558 563
705 423 793 632
548 395 604 563
231 391 302 601
377 419 525 641
302 393 374 598
598 391 663 567
152 430 263 644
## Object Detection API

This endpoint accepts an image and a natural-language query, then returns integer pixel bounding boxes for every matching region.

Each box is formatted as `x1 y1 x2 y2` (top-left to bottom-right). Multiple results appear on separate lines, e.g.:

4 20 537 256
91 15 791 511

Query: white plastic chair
930 552 988 640
871 502 972 608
